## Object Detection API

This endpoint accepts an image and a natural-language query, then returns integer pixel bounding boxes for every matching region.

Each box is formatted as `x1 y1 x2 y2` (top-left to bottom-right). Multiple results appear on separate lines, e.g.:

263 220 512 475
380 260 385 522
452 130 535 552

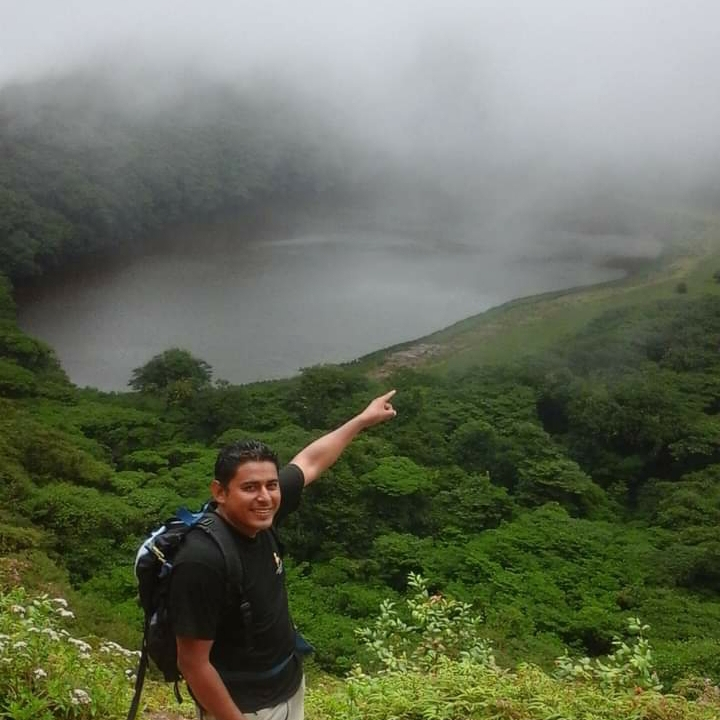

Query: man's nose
258 484 272 502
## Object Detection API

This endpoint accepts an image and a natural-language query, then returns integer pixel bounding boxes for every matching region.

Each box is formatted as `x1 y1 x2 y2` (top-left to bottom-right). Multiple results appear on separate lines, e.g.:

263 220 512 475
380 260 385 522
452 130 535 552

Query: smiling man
167 390 397 720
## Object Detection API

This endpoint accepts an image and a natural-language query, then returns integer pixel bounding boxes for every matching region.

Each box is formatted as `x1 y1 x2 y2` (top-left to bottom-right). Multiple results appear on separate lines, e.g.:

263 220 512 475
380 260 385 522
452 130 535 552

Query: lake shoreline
13 206 664 392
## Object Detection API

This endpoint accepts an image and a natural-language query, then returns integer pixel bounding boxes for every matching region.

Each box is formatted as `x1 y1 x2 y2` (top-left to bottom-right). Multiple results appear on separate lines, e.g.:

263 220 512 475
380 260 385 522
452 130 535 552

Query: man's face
212 460 281 537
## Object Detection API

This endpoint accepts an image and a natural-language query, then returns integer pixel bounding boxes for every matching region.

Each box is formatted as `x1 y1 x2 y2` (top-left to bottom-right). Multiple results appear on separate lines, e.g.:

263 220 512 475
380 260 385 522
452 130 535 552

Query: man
168 389 397 720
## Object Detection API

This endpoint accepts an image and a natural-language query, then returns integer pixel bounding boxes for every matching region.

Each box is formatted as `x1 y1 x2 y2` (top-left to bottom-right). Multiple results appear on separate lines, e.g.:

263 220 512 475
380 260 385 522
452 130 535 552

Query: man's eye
267 482 279 490
242 484 258 492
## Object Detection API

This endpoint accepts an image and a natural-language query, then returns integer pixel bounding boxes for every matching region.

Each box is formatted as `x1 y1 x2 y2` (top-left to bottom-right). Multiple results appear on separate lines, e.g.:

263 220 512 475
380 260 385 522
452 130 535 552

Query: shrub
354 572 494 675
307 661 720 720
0 586 136 719
555 617 662 690
306 578 720 720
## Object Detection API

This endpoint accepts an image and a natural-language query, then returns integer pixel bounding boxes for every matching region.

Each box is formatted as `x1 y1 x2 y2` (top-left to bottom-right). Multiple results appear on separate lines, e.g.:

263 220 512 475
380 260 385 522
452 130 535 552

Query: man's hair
214 440 279 487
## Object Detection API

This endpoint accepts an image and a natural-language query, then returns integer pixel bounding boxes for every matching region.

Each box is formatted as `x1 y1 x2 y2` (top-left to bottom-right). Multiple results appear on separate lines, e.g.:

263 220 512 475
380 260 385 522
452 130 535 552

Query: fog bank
3 1 720 235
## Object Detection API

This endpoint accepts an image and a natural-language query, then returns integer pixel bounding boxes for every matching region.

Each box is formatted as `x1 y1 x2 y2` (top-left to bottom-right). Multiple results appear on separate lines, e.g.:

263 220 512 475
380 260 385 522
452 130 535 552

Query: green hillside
366 210 720 376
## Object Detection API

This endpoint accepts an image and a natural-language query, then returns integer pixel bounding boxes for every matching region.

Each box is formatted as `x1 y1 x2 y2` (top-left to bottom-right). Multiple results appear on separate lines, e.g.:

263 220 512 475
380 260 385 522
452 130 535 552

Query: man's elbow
176 640 211 681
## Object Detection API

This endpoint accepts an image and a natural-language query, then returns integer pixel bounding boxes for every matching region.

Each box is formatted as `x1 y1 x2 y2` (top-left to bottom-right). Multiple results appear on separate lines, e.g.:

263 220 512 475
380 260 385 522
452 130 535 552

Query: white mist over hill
3 0 720 206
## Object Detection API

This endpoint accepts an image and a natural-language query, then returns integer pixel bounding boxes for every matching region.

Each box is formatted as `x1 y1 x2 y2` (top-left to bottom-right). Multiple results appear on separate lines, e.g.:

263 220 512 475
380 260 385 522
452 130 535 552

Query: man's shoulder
279 463 304 489
276 463 304 524
174 522 227 568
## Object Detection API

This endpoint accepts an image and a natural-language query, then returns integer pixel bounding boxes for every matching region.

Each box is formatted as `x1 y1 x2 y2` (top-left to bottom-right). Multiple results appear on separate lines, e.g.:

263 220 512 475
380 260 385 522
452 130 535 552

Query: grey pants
198 677 305 720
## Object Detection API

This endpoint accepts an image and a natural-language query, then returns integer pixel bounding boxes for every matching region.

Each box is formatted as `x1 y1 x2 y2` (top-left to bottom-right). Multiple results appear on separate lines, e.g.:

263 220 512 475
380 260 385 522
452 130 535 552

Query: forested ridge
0 73 350 282
1 76 720 719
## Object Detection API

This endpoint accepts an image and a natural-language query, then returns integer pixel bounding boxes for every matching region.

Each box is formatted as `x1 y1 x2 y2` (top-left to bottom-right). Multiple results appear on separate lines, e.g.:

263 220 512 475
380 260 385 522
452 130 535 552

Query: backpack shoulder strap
196 512 253 652
125 617 150 720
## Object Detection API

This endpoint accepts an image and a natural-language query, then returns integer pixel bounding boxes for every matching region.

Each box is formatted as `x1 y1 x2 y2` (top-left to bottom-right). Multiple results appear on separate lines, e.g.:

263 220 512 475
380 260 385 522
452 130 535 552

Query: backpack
126 503 250 720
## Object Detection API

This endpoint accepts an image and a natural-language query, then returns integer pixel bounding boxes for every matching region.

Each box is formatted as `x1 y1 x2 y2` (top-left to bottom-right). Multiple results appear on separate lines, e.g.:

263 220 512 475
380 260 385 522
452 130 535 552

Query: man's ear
210 479 225 505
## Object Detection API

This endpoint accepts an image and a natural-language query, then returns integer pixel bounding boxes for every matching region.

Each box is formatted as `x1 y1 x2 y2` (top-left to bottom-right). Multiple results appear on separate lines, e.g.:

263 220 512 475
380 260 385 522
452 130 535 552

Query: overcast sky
3 0 720 191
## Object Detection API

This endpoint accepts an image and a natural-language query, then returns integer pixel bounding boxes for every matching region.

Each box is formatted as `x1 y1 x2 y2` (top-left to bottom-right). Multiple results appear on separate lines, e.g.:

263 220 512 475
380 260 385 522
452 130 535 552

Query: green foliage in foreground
354 573 495 674
306 574 720 720
0 586 136 720
308 663 720 720
3 579 720 720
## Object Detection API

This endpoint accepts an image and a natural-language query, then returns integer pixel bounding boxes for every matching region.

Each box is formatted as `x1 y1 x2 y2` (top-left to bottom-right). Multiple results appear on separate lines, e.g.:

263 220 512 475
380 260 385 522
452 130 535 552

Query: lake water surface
16 213 656 390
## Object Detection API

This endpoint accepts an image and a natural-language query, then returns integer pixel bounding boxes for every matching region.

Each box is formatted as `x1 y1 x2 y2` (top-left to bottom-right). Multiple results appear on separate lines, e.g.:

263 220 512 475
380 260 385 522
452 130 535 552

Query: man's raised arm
290 389 397 486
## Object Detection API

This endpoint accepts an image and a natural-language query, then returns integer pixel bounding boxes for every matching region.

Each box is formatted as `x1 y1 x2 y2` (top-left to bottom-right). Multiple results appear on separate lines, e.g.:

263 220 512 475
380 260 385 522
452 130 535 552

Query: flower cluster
70 688 92 706
0 586 137 719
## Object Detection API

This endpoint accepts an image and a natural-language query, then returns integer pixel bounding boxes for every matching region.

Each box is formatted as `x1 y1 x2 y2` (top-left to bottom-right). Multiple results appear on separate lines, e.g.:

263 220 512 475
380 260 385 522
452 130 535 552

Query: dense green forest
2 74 720 718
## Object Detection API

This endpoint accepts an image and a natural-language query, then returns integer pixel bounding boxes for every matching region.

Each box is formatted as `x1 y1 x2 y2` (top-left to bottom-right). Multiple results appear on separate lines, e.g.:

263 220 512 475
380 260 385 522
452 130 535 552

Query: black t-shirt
168 463 304 713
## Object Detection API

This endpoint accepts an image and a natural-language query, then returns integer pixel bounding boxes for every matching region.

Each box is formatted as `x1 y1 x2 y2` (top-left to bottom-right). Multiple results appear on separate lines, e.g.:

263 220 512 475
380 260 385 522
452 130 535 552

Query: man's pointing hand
358 389 397 428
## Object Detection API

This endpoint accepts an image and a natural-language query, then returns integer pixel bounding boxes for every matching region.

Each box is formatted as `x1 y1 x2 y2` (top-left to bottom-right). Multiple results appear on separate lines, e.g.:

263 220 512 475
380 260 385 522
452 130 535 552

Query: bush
0 586 136 719
306 577 720 720
307 661 720 720
354 573 495 675
555 618 662 690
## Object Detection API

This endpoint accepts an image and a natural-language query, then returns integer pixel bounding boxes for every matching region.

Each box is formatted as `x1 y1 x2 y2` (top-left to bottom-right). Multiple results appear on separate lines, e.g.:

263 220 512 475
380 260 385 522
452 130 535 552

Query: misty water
16 211 658 391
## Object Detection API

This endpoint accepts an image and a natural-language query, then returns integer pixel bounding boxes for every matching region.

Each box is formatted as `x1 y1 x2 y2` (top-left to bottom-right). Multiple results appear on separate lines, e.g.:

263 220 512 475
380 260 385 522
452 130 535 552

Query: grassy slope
361 212 720 376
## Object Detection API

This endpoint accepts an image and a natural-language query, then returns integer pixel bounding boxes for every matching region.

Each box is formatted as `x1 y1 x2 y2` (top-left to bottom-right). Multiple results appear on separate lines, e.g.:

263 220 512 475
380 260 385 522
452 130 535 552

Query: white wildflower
10 605 25 615
57 608 75 619
71 688 91 705
34 668 48 679
12 641 28 650
67 637 92 653
41 628 60 641
100 640 138 658
51 597 69 608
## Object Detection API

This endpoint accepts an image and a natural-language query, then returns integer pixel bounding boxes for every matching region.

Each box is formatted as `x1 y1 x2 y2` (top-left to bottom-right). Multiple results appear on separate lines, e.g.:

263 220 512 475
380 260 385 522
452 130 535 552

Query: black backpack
126 504 250 720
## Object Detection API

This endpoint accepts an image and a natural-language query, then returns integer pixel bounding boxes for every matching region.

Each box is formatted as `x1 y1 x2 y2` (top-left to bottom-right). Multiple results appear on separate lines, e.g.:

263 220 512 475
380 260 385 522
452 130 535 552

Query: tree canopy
128 348 213 395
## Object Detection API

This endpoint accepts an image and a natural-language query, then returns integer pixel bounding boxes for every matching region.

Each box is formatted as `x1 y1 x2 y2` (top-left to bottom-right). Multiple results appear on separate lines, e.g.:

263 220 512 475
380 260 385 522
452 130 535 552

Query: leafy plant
353 572 494 675
555 617 662 691
0 586 137 719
